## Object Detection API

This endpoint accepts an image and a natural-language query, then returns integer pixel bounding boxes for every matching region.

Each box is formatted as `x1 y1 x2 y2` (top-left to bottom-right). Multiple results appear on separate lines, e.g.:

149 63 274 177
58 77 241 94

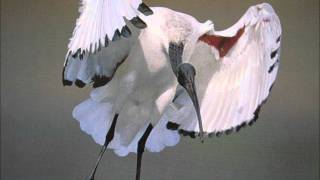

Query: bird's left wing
168 3 282 137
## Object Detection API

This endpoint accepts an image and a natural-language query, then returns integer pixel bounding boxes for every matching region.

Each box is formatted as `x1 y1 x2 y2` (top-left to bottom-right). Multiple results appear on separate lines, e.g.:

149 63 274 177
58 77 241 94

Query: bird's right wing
63 0 152 88
63 23 140 88
67 0 152 57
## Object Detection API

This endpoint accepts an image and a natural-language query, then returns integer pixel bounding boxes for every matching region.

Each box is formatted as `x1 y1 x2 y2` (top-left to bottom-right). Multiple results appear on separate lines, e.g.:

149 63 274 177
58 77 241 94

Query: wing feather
63 0 152 88
67 0 152 56
169 3 282 137
63 23 139 88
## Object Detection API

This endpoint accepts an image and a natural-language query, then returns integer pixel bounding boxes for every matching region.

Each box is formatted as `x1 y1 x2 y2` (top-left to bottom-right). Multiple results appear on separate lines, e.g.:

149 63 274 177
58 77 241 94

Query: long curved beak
168 42 204 141
176 63 204 141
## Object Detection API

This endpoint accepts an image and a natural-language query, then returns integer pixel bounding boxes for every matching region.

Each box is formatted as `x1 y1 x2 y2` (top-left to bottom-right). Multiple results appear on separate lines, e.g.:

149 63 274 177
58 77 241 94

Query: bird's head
165 15 215 64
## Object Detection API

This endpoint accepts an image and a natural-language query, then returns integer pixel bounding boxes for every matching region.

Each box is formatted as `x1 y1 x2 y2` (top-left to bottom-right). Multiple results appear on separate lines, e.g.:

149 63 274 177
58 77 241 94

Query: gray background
1 0 319 179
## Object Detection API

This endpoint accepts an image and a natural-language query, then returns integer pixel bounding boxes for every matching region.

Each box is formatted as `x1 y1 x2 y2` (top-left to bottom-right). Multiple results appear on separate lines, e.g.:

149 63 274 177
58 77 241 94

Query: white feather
73 88 180 156
67 0 143 55
170 3 282 135
69 4 282 157
63 23 139 85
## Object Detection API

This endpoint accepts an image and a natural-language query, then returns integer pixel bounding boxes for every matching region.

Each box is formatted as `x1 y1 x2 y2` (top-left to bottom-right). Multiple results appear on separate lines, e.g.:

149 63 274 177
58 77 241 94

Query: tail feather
146 104 180 153
73 94 180 156
73 99 113 145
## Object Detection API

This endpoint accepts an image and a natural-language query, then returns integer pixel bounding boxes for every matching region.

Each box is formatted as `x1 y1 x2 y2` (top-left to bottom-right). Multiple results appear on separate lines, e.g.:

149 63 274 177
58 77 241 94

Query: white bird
62 1 282 180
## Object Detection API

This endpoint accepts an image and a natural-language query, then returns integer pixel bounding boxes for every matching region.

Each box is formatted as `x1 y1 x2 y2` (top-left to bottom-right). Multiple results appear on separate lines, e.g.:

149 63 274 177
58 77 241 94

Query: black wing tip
121 25 132 38
70 39 108 59
71 48 82 58
168 96 272 139
269 82 276 92
75 79 86 88
71 50 78 58
178 129 197 138
236 122 247 132
270 49 279 59
112 26 132 42
69 48 88 60
63 79 73 86
167 122 180 130
62 56 86 88
104 35 109 47
268 63 276 73
62 59 73 86
138 3 153 16
130 16 147 29
276 35 281 43
112 30 121 41
92 75 111 88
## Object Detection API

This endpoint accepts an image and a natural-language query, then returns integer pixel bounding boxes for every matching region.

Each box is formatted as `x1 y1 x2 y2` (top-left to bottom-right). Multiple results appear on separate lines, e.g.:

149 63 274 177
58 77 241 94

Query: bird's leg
86 114 118 180
168 42 204 142
176 63 204 142
136 124 153 180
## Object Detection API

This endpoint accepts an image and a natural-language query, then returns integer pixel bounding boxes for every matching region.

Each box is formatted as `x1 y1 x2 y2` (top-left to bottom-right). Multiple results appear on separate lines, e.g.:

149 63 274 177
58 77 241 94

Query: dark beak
169 42 204 141
176 63 204 141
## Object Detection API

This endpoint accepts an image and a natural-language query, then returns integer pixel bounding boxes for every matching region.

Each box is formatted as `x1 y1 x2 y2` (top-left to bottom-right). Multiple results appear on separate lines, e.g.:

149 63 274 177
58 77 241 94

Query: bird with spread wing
62 1 282 179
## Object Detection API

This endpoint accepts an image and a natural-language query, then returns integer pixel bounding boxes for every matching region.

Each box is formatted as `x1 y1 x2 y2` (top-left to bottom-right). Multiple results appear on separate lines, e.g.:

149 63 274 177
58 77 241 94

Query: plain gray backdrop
1 0 319 180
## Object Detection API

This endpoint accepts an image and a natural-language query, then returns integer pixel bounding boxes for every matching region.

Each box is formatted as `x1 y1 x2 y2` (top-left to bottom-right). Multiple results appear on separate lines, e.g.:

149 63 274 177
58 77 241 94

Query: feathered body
73 7 214 154
63 2 282 179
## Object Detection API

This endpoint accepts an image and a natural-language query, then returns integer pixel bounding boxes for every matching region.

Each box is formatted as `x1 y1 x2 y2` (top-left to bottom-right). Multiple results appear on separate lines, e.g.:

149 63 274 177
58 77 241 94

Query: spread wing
63 23 140 88
67 0 152 57
63 0 152 88
169 3 282 137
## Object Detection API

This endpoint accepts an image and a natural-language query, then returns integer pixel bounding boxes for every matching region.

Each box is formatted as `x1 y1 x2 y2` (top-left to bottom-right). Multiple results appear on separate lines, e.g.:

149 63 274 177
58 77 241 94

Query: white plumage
63 1 282 180
67 0 143 55
73 97 180 157
170 3 282 136
66 6 213 147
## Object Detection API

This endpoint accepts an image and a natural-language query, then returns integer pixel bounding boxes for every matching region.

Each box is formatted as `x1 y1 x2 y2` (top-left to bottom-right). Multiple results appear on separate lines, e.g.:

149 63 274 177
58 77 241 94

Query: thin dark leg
136 124 153 180
86 114 119 180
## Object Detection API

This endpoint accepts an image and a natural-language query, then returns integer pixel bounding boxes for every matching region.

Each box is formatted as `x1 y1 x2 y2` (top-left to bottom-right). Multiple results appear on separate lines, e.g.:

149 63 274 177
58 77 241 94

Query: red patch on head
199 26 245 58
